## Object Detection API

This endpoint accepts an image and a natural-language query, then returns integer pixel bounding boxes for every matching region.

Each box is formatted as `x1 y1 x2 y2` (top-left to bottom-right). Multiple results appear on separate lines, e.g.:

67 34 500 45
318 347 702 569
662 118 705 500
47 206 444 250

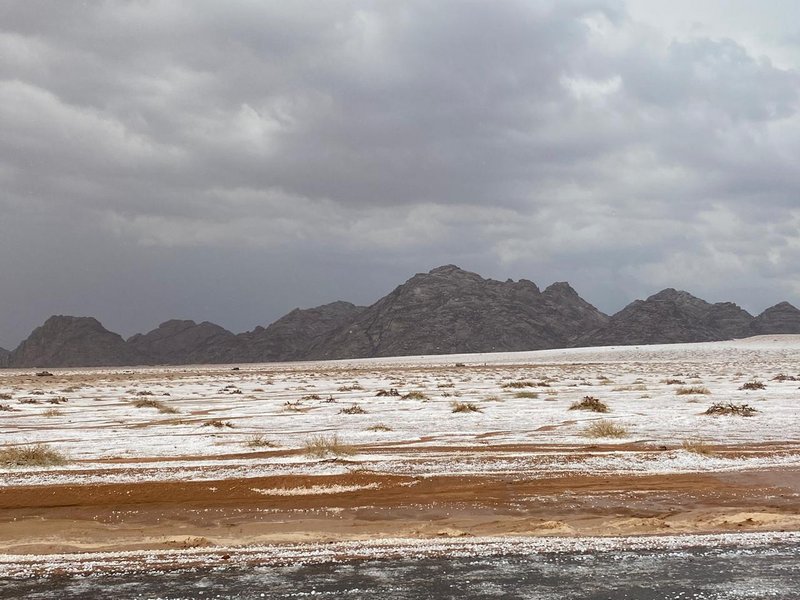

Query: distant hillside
4 265 800 367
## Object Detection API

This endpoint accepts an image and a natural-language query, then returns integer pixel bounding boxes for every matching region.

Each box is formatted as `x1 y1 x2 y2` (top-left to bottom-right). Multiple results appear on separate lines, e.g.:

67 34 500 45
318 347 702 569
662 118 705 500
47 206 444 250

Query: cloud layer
1 1 799 347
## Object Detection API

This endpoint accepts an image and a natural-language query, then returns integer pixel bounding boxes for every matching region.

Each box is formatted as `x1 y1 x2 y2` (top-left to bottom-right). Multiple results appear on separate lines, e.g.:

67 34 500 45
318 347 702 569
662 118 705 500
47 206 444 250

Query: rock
751 302 800 334
0 348 8 368
8 316 149 368
128 319 242 364
308 265 608 359
580 289 755 346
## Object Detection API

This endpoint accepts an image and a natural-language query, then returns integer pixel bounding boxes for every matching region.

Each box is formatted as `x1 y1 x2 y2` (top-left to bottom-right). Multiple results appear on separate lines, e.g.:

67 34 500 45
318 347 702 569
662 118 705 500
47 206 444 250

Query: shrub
676 386 711 395
301 394 321 401
303 434 353 458
583 420 628 438
245 434 275 449
682 439 713 455
0 393 12 400
514 391 539 399
704 403 757 417
376 388 401 397
569 396 609 413
451 401 481 413
337 384 364 392
47 397 68 404
0 444 66 467
501 381 537 389
0 404 15 412
772 374 799 382
402 391 429 400
739 381 766 391
664 379 686 385
367 423 392 432
339 404 367 415
131 399 178 414
203 419 235 428
43 408 63 417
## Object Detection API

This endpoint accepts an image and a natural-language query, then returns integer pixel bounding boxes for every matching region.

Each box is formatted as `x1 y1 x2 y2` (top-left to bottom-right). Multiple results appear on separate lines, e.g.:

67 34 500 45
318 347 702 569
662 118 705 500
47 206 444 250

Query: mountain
128 320 243 364
580 289 754 346
308 265 608 359
0 347 8 368
8 316 148 367
751 302 800 334
241 301 366 361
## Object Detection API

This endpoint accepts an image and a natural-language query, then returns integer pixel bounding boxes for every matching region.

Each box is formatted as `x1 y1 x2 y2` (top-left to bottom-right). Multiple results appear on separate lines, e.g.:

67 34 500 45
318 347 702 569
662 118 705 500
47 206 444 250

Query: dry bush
337 384 364 392
367 423 392 432
772 374 799 382
437 383 455 388
569 396 609 413
43 408 63 417
451 401 481 413
47 397 68 404
303 434 354 458
501 381 538 389
514 391 539 399
739 381 766 391
301 394 322 401
0 404 15 412
0 393 12 400
676 386 711 395
18 398 40 405
664 379 686 385
136 390 155 396
339 404 367 415
203 419 235 428
376 388 400 397
682 439 713 455
131 398 178 414
583 420 628 438
0 444 67 467
245 434 275 449
402 391 429 400
704 403 757 417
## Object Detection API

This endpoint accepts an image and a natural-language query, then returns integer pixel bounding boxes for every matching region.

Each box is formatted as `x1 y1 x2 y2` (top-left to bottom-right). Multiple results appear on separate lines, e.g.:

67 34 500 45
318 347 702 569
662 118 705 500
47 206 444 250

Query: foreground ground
1 336 800 554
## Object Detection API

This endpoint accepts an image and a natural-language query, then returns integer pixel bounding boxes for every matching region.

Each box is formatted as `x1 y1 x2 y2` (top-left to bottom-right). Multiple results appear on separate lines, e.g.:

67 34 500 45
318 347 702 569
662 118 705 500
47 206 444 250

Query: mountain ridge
4 265 800 367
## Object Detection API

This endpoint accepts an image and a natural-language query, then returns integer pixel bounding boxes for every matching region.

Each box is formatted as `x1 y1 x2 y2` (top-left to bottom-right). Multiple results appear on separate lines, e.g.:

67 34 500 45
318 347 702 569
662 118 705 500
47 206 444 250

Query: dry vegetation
303 434 353 458
676 386 711 395
569 396 609 413
583 420 628 438
451 401 481 413
0 444 67 467
704 403 758 417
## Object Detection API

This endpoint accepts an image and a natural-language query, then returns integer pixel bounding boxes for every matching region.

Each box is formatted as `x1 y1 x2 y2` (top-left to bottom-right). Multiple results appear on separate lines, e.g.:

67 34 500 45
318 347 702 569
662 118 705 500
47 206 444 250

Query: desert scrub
663 379 686 385
303 434 354 458
682 438 713 455
0 444 67 467
704 403 757 417
131 398 178 414
451 401 481 413
582 420 628 438
47 396 68 404
402 391 429 400
569 396 609 413
513 391 539 399
0 393 12 400
43 408 63 417
676 386 711 395
501 381 538 389
245 434 275 449
339 403 367 415
376 389 400 397
203 419 235 428
367 423 392 432
739 381 766 391
337 383 364 392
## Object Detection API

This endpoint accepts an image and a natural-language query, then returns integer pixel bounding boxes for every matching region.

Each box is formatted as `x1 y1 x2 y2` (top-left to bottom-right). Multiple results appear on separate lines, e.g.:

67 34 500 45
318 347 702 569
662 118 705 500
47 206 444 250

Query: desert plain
1 335 800 573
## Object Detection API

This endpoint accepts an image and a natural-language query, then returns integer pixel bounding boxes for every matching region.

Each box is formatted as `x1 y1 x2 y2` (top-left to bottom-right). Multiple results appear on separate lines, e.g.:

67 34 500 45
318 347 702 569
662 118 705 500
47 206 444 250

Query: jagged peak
762 301 799 312
543 281 578 296
428 264 465 275
646 288 707 304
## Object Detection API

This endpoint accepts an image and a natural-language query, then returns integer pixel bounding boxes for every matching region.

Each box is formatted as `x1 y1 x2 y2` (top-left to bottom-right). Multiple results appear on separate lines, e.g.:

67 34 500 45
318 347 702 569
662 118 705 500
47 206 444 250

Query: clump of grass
301 394 321 401
739 381 766 391
0 393 12 400
19 398 40 405
569 396 609 413
43 408 63 417
704 403 757 417
47 396 68 404
376 388 401 397
303 434 354 458
437 383 455 388
339 403 367 415
0 404 16 412
136 390 155 396
131 398 178 414
402 391 429 400
284 400 305 412
367 423 392 432
663 379 686 385
451 401 481 413
682 438 713 455
676 386 711 395
0 444 67 467
203 419 235 428
772 374 799 382
583 420 628 438
514 391 539 399
337 384 364 392
484 395 501 402
501 381 537 389
245 434 275 449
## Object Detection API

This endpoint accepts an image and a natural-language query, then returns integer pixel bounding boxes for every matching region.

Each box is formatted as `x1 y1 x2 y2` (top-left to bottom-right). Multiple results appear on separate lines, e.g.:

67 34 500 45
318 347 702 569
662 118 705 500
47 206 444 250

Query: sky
1 1 800 348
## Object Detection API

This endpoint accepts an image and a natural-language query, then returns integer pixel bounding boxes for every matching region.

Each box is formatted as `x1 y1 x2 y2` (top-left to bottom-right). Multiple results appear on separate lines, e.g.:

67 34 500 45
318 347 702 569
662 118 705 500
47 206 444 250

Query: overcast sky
2 1 799 348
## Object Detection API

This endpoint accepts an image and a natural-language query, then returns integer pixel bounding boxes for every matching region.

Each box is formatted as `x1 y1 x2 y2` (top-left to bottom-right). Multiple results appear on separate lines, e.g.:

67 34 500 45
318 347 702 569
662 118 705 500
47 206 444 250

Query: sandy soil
2 336 800 556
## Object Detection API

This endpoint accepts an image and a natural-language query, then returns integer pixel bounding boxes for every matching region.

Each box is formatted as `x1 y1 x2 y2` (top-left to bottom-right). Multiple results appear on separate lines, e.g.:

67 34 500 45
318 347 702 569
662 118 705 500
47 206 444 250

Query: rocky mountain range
3 265 800 368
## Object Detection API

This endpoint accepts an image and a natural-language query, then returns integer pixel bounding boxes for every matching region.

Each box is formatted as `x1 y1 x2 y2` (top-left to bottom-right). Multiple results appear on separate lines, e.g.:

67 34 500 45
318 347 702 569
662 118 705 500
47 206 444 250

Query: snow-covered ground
2 335 800 486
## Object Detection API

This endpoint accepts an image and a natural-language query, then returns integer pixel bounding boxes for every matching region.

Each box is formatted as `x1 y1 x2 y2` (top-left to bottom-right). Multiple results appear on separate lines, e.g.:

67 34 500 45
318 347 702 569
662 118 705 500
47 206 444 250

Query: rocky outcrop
242 301 366 361
8 316 148 367
581 289 755 346
0 347 8 368
751 302 800 334
128 320 243 365
308 265 607 359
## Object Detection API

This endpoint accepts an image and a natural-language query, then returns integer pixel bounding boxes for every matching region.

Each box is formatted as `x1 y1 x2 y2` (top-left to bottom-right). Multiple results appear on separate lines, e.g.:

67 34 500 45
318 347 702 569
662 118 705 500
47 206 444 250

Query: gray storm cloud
1 0 799 347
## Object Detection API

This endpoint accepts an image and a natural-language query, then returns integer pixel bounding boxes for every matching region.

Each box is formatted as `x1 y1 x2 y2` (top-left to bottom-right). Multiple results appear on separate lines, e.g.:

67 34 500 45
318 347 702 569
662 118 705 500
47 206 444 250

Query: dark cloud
1 0 799 347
